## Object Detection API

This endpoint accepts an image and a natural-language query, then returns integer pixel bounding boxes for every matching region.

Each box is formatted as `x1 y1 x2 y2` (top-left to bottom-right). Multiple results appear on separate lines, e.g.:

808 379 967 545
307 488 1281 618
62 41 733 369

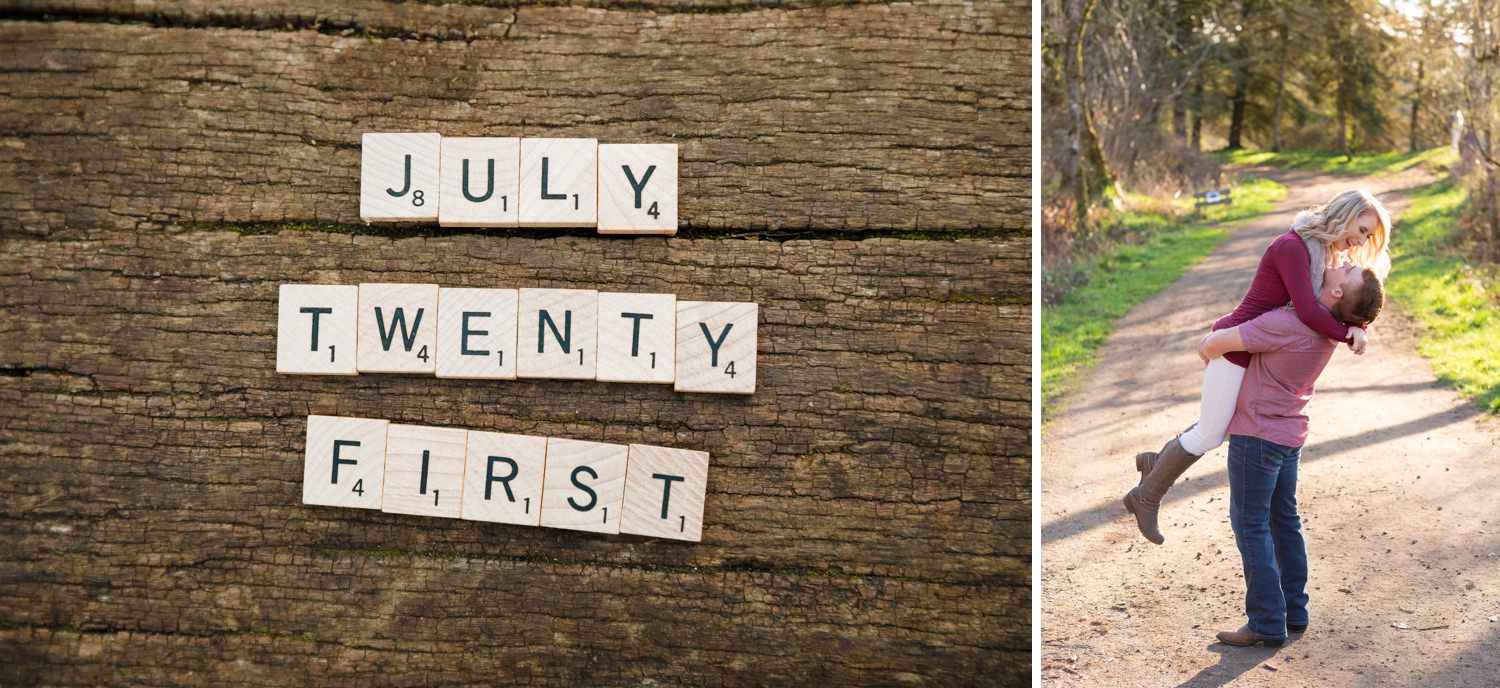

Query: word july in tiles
276 284 758 394
360 134 678 234
303 415 710 542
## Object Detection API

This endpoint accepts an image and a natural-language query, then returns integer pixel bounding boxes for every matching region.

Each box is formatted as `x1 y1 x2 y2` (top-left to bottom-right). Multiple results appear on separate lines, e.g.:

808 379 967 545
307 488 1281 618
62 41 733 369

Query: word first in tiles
302 415 709 541
276 284 757 394
360 133 678 234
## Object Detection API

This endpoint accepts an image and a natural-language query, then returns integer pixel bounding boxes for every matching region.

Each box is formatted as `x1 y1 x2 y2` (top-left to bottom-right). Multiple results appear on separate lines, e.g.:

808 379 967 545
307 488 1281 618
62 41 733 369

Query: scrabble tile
277 284 359 375
461 430 547 526
516 288 598 379
596 292 675 384
539 438 627 534
357 283 439 374
360 133 440 222
621 444 710 542
518 138 598 227
302 415 388 509
435 288 519 379
597 144 678 235
382 424 467 519
674 301 759 394
439 137 520 228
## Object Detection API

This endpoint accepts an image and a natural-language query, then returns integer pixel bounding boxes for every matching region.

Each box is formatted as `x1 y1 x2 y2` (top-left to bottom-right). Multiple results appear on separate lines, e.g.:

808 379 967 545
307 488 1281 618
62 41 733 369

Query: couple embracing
1122 189 1391 647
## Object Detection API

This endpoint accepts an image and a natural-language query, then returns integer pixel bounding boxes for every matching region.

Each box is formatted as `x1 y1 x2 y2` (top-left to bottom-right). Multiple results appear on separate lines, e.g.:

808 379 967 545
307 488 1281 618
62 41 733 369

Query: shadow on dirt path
1042 166 1500 687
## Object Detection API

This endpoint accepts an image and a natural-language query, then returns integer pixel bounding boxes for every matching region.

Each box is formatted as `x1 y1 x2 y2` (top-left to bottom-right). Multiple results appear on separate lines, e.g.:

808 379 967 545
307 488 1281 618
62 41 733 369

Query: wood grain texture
0 0 1028 234
0 229 1029 685
0 1 1031 683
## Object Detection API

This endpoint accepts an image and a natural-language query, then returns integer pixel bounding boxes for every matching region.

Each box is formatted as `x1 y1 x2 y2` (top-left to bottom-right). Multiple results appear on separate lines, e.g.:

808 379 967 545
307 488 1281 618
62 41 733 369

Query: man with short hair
1194 262 1386 647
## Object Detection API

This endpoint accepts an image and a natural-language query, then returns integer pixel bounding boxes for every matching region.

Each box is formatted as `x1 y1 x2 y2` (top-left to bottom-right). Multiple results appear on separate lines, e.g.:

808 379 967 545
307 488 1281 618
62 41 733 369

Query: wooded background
0 1 1030 685
1042 0 1500 263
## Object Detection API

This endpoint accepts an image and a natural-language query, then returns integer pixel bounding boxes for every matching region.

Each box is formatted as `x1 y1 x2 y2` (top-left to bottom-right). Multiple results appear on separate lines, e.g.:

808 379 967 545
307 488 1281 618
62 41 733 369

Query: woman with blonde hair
1123 188 1392 544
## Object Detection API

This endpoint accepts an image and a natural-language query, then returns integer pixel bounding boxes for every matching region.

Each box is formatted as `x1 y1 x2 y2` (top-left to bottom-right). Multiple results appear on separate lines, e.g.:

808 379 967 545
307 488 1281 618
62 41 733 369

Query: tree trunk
1225 0 1257 150
1272 8 1292 152
1338 79 1352 160
1227 82 1249 150
1190 78 1205 151
1173 98 1187 140
1410 59 1425 153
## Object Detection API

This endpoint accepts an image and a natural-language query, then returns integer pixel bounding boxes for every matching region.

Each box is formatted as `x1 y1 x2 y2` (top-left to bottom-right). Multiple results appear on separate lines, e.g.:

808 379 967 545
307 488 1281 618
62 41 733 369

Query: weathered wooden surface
0 232 1030 684
0 0 1028 234
0 2 1031 684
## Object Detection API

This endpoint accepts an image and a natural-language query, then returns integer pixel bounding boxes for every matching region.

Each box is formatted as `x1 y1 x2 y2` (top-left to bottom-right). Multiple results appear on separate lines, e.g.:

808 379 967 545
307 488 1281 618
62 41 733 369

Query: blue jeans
1227 434 1309 638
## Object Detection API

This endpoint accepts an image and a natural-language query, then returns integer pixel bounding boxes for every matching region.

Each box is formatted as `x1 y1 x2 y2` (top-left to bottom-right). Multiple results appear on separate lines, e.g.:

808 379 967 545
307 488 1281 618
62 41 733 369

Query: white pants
1179 357 1247 456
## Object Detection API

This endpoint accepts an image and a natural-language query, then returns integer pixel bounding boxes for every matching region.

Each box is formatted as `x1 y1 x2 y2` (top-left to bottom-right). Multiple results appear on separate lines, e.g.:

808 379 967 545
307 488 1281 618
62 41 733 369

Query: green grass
1041 176 1287 416
1215 146 1458 177
1383 180 1500 414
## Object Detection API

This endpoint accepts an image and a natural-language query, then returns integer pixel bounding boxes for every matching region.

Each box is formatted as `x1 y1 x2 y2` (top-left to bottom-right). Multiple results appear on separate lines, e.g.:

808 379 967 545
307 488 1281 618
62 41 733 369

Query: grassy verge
1041 176 1287 417
1382 180 1500 413
1214 147 1458 176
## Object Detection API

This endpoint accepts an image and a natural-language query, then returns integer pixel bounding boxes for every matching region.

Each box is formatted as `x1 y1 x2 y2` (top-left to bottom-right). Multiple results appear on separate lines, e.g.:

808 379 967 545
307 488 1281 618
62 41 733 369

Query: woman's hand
1348 326 1368 355
1197 332 1214 364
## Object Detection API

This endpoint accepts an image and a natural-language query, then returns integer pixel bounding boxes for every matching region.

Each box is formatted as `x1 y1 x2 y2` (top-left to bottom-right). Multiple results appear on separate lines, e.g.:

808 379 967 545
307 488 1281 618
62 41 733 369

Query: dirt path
1042 167 1500 687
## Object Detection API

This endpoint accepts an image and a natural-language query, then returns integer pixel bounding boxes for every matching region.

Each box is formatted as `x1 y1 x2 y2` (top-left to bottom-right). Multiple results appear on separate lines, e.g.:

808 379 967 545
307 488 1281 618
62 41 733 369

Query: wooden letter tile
435 287 519 379
597 143 678 235
360 133 440 222
516 288 598 379
674 301 758 394
462 430 547 526
357 283 439 374
518 138 598 227
277 284 359 375
302 415 388 509
382 424 467 519
596 292 675 384
539 438 627 534
439 137 520 228
621 444 710 542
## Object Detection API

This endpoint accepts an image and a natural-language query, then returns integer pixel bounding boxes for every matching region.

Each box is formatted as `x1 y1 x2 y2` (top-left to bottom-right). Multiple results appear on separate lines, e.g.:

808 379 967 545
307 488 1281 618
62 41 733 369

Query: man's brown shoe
1215 625 1285 647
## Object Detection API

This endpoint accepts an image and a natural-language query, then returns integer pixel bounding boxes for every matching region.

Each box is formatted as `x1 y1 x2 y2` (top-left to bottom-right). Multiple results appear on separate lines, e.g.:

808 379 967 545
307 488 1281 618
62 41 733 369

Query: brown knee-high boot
1122 436 1203 544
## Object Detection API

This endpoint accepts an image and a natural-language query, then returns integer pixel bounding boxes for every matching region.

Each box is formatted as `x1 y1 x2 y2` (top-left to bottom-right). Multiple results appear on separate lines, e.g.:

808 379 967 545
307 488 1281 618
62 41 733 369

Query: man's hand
1347 326 1368 355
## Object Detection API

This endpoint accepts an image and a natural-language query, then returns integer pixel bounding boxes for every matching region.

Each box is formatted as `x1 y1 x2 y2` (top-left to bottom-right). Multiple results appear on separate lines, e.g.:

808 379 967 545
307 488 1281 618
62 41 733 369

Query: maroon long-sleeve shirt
1212 230 1356 368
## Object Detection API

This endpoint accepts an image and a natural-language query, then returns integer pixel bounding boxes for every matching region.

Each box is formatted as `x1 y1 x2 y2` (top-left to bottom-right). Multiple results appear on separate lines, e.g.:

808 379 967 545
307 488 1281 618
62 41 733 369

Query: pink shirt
1227 308 1339 448
1213 231 1354 369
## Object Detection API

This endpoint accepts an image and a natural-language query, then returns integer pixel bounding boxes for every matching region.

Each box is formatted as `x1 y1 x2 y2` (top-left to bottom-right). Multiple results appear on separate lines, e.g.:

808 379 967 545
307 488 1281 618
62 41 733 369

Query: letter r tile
461 430 547 526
